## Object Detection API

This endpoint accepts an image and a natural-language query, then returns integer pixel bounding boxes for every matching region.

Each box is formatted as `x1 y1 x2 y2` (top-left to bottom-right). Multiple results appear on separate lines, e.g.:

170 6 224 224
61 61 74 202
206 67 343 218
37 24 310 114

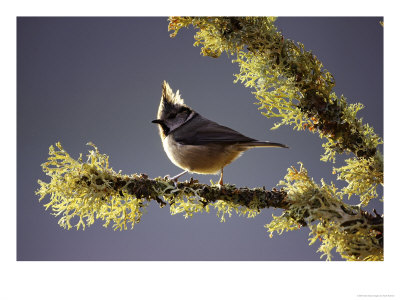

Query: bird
152 81 288 185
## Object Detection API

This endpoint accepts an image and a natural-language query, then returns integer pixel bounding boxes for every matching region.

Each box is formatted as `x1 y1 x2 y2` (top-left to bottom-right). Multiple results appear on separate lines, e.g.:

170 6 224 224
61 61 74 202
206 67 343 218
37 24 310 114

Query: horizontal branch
108 174 290 209
79 172 384 244
36 143 290 231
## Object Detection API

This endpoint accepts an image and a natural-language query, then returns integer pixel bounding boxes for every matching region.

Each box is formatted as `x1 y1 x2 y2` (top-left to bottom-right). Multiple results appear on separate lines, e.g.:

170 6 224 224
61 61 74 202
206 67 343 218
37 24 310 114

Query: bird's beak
151 119 163 125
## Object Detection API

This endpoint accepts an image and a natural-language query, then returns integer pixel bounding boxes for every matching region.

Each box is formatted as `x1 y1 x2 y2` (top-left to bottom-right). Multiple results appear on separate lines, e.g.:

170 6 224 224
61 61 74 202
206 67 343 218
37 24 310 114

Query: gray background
17 17 383 261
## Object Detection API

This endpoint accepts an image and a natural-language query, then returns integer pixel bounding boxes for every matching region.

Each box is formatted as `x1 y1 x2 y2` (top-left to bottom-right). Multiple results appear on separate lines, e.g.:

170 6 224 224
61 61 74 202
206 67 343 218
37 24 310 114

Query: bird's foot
217 168 224 190
163 174 178 187
216 180 224 190
170 170 188 182
164 170 188 187
163 174 172 181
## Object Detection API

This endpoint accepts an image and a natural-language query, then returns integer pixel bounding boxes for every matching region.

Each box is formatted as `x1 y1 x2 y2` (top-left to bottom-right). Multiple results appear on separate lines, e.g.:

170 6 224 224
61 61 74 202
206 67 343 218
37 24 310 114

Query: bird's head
152 81 194 138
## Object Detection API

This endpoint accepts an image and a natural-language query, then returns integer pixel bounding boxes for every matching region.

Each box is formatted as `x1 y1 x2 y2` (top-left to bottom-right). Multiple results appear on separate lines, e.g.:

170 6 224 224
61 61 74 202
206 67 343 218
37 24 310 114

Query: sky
17 17 383 261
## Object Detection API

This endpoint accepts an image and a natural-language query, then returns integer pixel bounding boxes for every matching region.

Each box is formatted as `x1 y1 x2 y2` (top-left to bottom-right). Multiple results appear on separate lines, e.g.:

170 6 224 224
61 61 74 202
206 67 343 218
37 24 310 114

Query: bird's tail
241 141 289 148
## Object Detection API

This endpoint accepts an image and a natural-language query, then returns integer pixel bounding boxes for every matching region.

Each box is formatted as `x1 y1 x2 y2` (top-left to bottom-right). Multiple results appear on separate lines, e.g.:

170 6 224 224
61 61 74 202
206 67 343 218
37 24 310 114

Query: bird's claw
164 174 179 187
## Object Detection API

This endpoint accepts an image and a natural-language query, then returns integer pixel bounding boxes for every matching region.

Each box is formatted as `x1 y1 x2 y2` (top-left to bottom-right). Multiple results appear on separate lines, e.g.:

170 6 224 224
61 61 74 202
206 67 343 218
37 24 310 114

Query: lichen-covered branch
36 143 288 231
37 143 383 260
267 163 383 261
168 17 383 207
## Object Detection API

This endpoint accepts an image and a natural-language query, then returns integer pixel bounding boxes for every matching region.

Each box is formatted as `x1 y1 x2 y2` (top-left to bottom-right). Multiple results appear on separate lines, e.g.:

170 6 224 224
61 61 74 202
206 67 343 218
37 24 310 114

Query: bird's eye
168 113 176 119
178 107 188 113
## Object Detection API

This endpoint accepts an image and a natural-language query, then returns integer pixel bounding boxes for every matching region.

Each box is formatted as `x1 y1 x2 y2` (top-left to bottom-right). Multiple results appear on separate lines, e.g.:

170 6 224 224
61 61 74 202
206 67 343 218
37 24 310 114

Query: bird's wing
172 114 256 145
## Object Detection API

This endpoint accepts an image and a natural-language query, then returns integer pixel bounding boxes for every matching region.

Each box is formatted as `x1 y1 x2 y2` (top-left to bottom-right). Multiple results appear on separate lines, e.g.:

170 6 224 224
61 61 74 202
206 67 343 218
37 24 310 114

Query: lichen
333 151 383 206
265 163 383 261
36 142 150 230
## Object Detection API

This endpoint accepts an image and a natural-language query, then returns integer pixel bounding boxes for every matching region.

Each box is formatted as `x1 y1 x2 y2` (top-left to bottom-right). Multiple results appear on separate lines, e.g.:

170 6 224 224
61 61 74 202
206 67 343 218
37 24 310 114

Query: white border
3 1 398 299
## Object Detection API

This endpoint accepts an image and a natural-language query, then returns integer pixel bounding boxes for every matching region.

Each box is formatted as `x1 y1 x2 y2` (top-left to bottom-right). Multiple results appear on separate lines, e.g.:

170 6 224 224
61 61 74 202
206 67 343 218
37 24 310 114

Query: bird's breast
162 135 243 174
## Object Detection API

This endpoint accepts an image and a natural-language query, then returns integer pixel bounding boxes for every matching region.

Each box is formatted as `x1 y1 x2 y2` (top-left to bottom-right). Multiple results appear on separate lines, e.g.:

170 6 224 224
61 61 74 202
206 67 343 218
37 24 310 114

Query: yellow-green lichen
36 142 149 230
265 163 383 261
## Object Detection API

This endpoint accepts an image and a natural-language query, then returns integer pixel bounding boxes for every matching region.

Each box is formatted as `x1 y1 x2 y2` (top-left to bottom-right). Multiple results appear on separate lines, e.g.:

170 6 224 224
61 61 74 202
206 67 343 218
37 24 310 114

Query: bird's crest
162 81 184 105
157 81 186 120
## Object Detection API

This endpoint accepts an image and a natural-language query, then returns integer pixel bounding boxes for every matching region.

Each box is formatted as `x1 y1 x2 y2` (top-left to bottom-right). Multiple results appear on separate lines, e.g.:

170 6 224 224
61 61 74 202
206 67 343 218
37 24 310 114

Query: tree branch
122 174 290 209
36 143 289 231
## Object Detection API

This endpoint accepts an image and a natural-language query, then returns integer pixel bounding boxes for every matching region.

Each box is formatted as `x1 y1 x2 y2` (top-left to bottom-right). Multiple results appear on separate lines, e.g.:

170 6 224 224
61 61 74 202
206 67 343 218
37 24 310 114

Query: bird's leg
170 170 188 182
218 168 224 186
